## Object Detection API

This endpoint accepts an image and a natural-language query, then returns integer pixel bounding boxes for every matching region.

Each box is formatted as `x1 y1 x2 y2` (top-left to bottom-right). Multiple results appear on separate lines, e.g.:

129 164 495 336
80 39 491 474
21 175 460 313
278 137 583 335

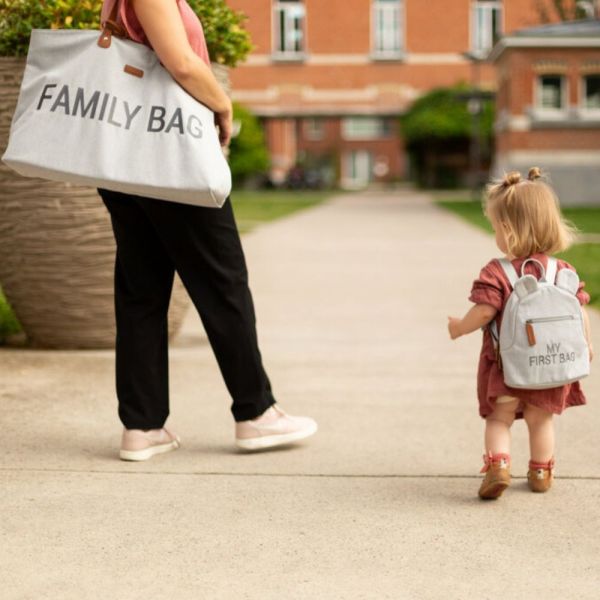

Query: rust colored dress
469 253 589 419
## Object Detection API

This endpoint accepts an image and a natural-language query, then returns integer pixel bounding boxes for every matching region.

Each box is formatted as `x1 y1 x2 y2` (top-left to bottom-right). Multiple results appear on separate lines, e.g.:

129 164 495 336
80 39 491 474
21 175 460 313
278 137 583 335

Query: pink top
101 0 211 65
469 253 589 419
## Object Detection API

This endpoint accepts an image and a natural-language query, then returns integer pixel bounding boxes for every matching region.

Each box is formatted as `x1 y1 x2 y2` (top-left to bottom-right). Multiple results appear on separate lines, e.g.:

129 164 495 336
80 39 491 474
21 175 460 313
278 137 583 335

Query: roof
488 19 600 61
514 19 600 37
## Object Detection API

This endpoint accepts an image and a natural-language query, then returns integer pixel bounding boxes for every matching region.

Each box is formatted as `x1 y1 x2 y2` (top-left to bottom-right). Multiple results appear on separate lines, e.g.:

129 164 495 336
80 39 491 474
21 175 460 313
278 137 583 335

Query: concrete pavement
1 191 599 599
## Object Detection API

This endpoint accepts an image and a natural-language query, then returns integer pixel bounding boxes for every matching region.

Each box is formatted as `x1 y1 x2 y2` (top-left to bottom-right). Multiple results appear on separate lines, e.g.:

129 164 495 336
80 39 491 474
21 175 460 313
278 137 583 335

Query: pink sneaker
235 405 317 450
120 428 180 461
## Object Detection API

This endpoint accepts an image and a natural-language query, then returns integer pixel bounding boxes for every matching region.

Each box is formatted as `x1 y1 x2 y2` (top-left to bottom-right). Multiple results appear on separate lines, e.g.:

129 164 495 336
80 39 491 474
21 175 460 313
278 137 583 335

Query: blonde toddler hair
484 167 577 258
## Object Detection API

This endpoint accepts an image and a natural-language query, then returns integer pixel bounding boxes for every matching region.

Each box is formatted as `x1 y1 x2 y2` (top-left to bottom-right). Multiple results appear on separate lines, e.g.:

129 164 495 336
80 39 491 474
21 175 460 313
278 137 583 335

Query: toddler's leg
523 403 554 462
484 397 519 454
523 403 555 493
479 397 518 500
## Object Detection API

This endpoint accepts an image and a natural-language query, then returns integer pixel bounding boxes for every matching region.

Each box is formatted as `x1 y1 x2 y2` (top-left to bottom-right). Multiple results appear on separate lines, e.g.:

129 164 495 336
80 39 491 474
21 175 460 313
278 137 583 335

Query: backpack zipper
526 316 575 324
525 316 575 347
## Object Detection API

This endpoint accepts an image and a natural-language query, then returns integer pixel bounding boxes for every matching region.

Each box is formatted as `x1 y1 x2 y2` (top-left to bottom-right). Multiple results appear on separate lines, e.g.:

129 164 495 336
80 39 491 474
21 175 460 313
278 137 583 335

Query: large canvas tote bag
2 20 231 207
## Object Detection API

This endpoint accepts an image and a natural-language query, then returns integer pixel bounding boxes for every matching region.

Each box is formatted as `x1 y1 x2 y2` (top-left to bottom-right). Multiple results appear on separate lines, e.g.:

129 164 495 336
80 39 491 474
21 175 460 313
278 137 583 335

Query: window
538 75 565 110
583 74 600 109
342 117 391 140
372 0 403 58
304 118 325 141
342 117 390 140
471 1 502 57
273 0 305 57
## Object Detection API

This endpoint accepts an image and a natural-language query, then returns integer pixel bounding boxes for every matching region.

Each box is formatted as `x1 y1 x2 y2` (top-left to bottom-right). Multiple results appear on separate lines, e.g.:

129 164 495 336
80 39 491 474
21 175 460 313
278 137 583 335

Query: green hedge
229 103 269 184
0 0 252 67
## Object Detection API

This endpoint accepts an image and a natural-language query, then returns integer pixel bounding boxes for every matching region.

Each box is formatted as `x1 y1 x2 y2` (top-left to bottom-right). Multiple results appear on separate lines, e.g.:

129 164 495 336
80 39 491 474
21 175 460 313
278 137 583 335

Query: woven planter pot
0 57 191 349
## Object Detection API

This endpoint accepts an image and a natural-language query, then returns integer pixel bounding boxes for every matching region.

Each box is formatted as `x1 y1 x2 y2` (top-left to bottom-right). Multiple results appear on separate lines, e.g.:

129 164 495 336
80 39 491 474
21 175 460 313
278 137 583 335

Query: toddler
448 167 593 500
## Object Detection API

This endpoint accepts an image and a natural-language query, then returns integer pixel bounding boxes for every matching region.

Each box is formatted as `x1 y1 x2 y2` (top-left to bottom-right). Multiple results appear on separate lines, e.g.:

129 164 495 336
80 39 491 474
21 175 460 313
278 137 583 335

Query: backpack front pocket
525 316 574 347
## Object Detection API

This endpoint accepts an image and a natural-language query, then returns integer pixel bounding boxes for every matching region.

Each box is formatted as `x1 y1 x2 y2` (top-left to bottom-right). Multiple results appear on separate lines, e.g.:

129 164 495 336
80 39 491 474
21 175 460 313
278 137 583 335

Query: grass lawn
437 200 600 308
0 190 333 340
231 190 333 233
0 287 21 340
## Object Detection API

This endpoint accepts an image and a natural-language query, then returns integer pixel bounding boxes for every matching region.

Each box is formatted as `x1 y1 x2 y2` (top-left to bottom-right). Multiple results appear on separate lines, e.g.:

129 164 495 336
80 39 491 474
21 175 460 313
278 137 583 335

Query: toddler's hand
447 317 463 340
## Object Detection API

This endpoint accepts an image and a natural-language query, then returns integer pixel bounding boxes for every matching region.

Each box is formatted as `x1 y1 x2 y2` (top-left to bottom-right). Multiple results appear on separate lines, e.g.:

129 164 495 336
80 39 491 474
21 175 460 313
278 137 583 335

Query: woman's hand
214 103 233 147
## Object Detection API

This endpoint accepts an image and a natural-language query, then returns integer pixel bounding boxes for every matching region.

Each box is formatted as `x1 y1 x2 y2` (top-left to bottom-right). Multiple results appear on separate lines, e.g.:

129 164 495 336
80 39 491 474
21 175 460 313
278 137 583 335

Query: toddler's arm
583 307 594 361
448 304 497 340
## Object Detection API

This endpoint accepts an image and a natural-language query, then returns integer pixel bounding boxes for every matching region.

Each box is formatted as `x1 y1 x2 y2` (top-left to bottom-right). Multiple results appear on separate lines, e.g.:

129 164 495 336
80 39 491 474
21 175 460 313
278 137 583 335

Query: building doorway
342 150 373 189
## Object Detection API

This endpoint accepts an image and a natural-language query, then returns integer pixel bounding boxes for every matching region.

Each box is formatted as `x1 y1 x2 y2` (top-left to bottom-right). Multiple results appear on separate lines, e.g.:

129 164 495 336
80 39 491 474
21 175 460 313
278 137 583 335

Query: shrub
229 103 269 185
400 86 494 145
188 0 252 67
0 0 252 67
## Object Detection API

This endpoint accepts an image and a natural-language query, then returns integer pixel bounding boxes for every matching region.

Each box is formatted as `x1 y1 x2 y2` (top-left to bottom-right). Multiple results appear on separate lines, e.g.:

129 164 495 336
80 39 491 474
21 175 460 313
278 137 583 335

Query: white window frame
536 74 568 112
581 74 600 115
341 117 390 141
272 0 306 60
371 0 404 59
533 74 569 121
470 0 503 58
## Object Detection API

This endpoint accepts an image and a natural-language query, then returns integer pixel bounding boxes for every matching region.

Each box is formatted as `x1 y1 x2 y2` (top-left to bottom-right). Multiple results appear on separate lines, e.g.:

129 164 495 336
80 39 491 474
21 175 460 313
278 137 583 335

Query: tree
228 103 269 185
187 0 253 67
399 86 495 188
400 86 494 145
535 0 596 22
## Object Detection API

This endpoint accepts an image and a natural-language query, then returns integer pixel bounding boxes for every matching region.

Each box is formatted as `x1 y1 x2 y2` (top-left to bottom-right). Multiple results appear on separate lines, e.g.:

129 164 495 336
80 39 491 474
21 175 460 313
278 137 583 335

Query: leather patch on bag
124 65 144 78
98 31 112 49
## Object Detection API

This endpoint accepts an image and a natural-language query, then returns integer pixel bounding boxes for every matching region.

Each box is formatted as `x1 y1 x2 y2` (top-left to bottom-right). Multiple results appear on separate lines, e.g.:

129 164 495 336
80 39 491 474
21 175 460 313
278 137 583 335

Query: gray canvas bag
2 19 231 207
490 257 590 390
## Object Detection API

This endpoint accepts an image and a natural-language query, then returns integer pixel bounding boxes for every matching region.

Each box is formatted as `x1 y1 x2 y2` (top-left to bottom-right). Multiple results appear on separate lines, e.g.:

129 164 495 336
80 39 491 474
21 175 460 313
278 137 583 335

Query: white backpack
490 257 590 390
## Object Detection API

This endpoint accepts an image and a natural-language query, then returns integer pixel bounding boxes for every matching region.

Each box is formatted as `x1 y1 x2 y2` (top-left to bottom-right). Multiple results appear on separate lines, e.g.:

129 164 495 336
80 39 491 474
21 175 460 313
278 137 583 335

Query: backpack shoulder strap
490 319 499 345
489 258 518 348
497 258 519 289
545 256 558 284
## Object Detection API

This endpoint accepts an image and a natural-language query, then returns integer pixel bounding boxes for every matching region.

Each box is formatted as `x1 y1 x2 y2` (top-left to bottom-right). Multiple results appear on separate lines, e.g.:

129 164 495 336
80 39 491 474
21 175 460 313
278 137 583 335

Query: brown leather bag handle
97 1 146 78
98 0 129 48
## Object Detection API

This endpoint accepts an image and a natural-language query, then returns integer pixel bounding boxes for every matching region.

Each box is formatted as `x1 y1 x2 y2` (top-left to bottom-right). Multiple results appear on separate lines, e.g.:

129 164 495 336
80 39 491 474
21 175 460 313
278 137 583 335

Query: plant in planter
0 0 252 62
0 0 252 348
0 286 21 343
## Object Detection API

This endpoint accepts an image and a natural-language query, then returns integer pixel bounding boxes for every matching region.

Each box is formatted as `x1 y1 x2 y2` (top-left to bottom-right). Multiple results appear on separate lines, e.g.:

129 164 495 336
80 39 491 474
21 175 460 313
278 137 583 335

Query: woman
99 0 317 461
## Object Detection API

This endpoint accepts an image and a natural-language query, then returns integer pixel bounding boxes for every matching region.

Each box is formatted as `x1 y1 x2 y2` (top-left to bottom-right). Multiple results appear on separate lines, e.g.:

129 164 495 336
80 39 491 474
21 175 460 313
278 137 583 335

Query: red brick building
227 0 547 187
489 19 600 205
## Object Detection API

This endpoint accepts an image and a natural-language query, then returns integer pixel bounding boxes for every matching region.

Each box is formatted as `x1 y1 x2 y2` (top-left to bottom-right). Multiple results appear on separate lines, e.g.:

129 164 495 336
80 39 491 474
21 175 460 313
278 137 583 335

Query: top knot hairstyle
500 167 542 188
484 167 577 258
502 171 522 186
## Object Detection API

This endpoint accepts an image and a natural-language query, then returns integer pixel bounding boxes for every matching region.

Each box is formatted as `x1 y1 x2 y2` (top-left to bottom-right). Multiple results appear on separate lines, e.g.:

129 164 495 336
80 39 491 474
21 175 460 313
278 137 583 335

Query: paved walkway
1 191 599 599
